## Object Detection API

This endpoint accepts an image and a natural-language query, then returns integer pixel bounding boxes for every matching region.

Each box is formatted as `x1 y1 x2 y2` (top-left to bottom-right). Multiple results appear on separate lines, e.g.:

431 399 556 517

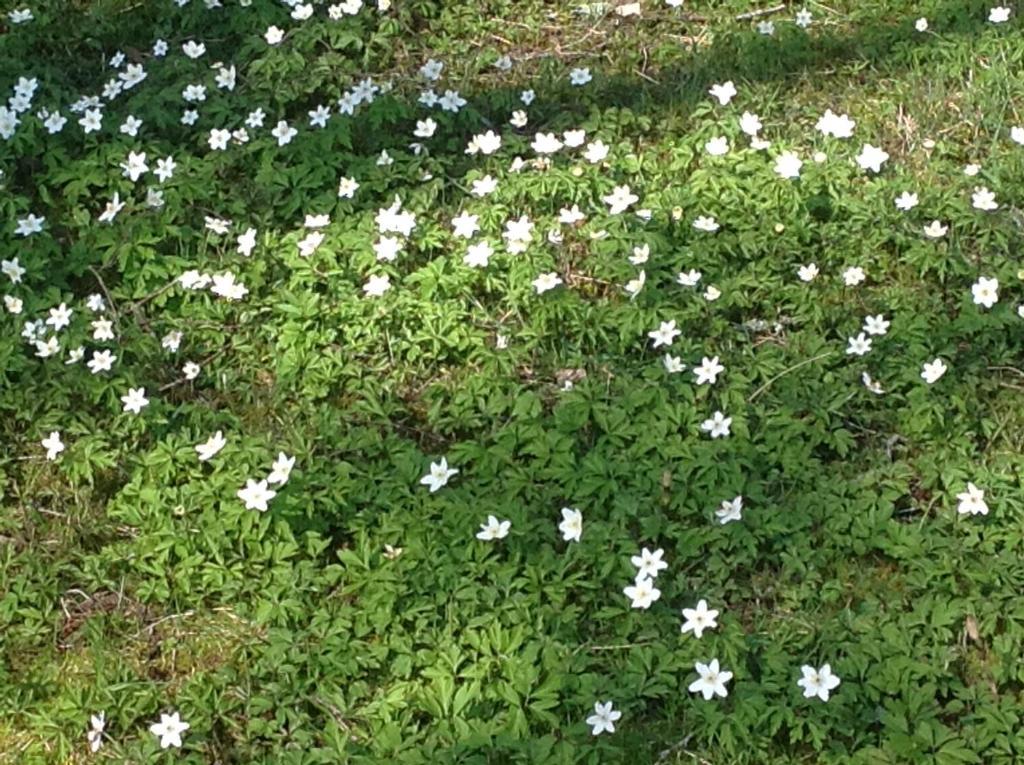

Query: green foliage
1 0 1024 763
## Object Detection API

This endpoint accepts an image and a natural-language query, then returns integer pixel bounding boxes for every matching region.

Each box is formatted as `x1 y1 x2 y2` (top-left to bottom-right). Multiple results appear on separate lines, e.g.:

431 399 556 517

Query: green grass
2 0 1024 762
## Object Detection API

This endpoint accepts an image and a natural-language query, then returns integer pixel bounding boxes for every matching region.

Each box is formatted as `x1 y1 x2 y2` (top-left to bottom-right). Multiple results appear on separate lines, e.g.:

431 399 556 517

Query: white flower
531 132 563 154
338 177 360 199
196 431 227 462
693 356 725 385
298 231 325 258
795 8 812 27
708 81 737 105
846 333 872 356
554 206 585 229
648 320 681 348
216 65 237 91
630 547 668 579
558 507 583 542
439 90 466 112
603 185 639 215
625 271 646 299
476 515 511 540
466 130 501 155
78 108 104 134
923 220 949 239
563 129 586 147
46 303 73 331
418 58 444 81
246 109 266 129
677 269 702 287
798 263 819 282
471 175 498 196
815 109 856 139
895 192 919 211
150 712 189 749
238 478 276 511
585 701 622 736
236 228 257 257
797 664 841 701
688 659 732 700
921 358 948 384
623 576 661 609
774 151 803 179
44 112 68 134
739 111 762 136
120 151 149 181
956 482 989 516
583 140 609 163
265 25 285 44
15 214 44 237
205 128 228 151
87 712 105 753
98 193 125 224
700 411 732 438
843 266 866 286
1011 126 1024 145
87 350 117 374
463 241 493 268
704 136 729 156
154 156 176 183
35 336 60 358
989 6 1011 23
663 355 686 374
569 67 592 86
532 273 563 294
420 458 458 492
972 276 998 308
681 599 720 638
268 452 296 485
373 236 402 263
182 40 206 58
856 143 889 173
693 216 719 232
210 272 248 300
271 120 297 146
629 244 650 265
964 163 981 176
915 17 928 31
715 495 743 524
863 314 890 336
972 187 998 211
363 274 391 297
120 387 149 414
448 211 479 239
41 431 64 461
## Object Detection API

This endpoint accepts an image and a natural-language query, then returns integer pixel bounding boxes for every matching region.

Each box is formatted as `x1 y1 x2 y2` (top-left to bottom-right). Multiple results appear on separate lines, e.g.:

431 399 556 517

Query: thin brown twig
735 4 786 21
130 278 178 312
134 610 195 637
87 265 120 321
572 640 657 656
158 348 229 392
989 365 1024 378
748 351 834 402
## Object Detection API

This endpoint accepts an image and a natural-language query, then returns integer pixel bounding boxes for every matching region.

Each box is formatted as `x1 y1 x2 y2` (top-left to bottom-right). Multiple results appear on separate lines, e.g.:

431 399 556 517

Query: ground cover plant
2 0 1024 762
